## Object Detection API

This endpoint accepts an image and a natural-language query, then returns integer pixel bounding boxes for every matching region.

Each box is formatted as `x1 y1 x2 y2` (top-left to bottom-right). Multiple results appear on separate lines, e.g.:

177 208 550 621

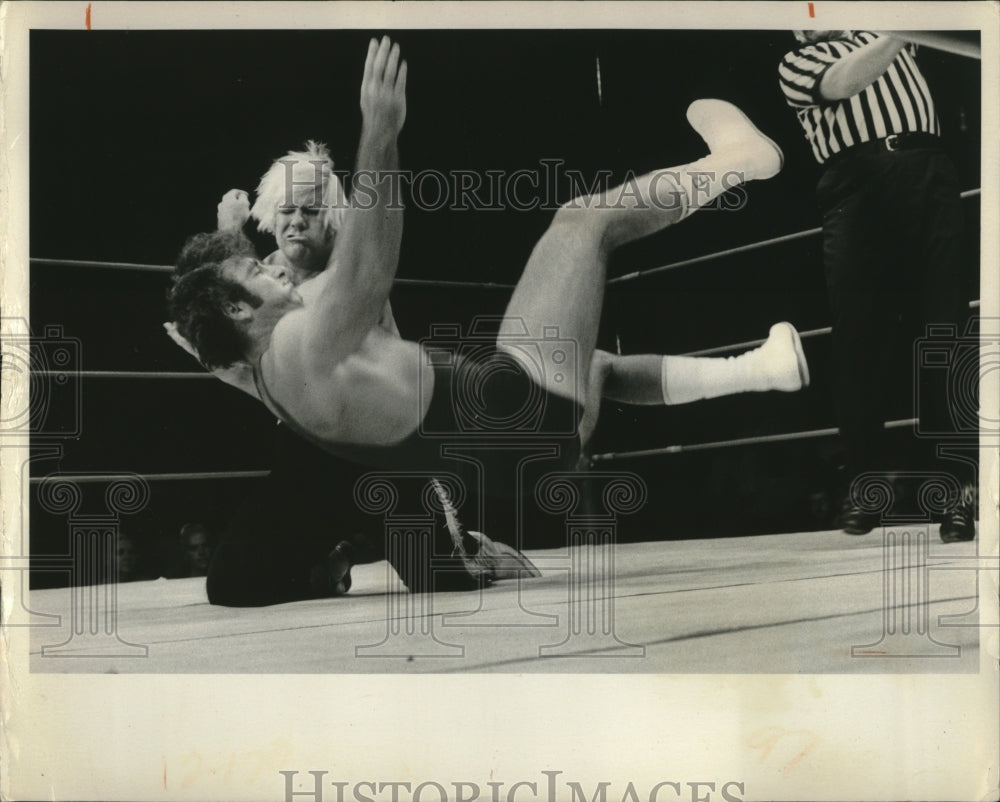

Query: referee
778 31 974 541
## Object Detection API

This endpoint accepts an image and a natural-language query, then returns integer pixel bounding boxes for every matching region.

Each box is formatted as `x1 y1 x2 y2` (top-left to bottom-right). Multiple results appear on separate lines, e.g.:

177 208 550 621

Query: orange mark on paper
86 3 92 30
807 2 815 17
748 726 820 776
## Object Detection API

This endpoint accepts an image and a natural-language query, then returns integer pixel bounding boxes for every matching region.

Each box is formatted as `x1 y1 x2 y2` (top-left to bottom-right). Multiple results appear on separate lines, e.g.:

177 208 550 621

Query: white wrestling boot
660 322 810 405
752 322 811 392
686 99 785 182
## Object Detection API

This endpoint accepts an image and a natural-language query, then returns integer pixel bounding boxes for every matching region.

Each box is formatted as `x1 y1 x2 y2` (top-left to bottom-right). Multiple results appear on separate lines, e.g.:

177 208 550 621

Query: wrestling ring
14 186 989 674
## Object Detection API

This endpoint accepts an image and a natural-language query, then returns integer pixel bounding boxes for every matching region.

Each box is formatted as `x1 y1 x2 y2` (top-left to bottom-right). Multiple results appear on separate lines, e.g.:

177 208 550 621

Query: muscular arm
301 37 407 370
818 34 907 101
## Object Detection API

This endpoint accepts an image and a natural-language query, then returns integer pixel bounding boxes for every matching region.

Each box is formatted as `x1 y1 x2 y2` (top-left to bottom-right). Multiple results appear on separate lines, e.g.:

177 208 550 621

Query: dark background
27 30 982 586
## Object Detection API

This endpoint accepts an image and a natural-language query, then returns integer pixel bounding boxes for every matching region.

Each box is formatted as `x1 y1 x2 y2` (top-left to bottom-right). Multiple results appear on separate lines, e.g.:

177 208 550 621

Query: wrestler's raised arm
300 36 407 369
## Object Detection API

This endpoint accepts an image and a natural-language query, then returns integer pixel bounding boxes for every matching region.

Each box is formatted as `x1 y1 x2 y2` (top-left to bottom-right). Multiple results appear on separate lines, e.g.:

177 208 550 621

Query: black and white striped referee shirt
778 31 940 164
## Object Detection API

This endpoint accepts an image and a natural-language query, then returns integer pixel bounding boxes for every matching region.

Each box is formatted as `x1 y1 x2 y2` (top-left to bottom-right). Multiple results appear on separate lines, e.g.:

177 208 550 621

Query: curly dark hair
167 261 262 369
174 230 257 276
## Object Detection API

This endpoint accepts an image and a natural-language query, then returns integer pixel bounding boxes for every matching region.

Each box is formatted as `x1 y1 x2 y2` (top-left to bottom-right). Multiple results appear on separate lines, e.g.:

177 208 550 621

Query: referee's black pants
817 147 969 484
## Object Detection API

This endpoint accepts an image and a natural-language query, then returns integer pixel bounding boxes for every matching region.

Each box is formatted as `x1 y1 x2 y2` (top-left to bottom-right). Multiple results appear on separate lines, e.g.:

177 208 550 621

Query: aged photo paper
2 1 998 800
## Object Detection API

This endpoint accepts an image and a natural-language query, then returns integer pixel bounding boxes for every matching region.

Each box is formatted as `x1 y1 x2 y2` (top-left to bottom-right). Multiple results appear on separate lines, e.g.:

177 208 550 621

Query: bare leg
499 100 783 408
578 349 614 451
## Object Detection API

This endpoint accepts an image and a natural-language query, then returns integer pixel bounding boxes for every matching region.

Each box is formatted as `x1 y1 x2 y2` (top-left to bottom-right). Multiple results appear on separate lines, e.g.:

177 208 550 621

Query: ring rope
32 419 925 481
685 326 830 357
590 418 918 463
610 227 822 285
28 258 516 291
609 187 981 286
30 258 175 274
30 187 980 290
28 469 269 484
31 299 979 380
682 299 977 357
875 31 981 60
32 370 214 380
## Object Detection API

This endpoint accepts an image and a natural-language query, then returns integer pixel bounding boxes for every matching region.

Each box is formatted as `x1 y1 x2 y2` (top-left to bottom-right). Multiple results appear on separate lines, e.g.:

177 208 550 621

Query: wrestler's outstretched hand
360 35 407 138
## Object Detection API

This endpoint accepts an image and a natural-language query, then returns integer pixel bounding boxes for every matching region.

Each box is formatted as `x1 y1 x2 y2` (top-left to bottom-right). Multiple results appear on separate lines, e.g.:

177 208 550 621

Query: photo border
2 2 997 800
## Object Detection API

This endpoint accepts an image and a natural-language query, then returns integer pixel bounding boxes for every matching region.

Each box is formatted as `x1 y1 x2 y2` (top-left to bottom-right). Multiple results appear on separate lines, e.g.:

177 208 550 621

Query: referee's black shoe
940 483 977 543
837 498 880 535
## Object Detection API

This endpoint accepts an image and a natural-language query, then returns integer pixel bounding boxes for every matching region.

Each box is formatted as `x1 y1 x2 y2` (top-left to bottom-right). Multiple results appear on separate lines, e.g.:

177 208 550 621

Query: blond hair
250 140 348 234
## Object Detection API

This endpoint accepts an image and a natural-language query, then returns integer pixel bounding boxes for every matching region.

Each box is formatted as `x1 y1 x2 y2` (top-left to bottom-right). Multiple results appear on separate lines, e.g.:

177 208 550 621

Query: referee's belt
823 132 942 166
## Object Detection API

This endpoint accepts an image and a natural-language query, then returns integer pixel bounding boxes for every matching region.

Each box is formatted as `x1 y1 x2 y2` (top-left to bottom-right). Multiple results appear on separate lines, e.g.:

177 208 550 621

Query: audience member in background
180 522 215 577
115 532 157 583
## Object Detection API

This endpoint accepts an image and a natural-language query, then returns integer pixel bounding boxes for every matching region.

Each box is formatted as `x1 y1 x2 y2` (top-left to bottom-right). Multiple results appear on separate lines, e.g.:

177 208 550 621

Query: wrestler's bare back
261 265 435 446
